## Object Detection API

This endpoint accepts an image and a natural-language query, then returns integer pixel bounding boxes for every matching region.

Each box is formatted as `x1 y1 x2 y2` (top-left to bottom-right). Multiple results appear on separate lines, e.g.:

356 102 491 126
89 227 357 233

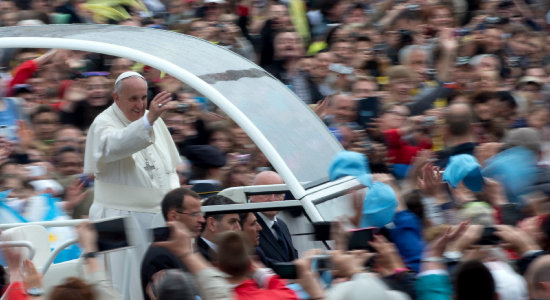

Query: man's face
331 95 357 123
313 52 335 78
110 58 133 79
242 213 261 246
204 3 222 21
249 172 285 219
113 77 148 122
30 0 51 14
477 70 499 91
430 7 453 28
346 7 367 25
509 34 530 56
528 110 549 129
473 101 494 121
352 80 377 99
382 106 408 129
2 12 18 27
271 4 290 29
354 41 373 62
209 131 232 153
54 128 84 152
56 151 83 176
86 76 111 107
215 213 241 232
478 56 499 72
331 41 353 63
250 193 284 219
525 68 546 79
176 195 205 238
405 49 427 81
164 113 186 143
189 20 210 40
231 127 251 147
484 28 503 53
390 78 415 101
274 32 303 60
32 111 60 141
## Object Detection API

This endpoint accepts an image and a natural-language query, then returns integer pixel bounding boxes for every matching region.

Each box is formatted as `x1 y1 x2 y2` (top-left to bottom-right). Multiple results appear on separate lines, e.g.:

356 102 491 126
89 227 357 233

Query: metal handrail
0 241 36 300
0 241 35 260
0 219 87 230
40 238 78 275
0 220 132 300
200 200 303 214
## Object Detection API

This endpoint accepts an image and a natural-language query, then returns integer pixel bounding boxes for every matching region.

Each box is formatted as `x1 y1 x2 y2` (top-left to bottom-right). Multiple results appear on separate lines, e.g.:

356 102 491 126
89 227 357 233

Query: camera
454 28 472 37
423 116 437 127
399 29 414 47
176 103 190 113
507 56 521 68
456 56 471 66
328 63 354 75
485 16 501 24
426 68 437 80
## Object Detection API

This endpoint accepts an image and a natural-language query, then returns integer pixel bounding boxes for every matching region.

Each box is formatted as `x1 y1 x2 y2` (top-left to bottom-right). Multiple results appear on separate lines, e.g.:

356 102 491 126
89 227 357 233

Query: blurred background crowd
1 0 550 299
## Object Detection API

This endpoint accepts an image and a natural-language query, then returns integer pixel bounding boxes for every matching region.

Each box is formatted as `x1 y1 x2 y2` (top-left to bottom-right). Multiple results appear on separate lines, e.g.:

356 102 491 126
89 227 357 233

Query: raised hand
147 91 175 124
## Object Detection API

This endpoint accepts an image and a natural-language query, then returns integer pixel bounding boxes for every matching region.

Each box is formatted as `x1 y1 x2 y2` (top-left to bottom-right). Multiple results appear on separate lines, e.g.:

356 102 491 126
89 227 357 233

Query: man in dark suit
197 195 241 262
250 171 298 266
140 188 205 300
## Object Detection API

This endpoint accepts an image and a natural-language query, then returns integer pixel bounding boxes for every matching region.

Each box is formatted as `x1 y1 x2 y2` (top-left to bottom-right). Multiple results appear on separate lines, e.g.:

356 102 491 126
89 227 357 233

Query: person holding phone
141 188 205 300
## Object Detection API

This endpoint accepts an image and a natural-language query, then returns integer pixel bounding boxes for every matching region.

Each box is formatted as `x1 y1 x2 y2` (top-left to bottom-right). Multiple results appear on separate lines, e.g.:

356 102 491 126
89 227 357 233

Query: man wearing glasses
250 171 298 266
141 188 205 300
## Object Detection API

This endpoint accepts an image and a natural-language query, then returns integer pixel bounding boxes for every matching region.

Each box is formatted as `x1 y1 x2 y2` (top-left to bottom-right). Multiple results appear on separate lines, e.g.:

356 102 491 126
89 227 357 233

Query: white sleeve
88 118 154 166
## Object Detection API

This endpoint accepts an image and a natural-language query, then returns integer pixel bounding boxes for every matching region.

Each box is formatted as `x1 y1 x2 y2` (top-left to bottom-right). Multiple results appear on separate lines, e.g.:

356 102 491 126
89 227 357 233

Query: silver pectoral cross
144 159 156 180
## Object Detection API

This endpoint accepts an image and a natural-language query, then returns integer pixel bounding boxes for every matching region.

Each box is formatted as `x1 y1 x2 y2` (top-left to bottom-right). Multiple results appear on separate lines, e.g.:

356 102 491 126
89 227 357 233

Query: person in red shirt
380 104 431 178
216 231 298 300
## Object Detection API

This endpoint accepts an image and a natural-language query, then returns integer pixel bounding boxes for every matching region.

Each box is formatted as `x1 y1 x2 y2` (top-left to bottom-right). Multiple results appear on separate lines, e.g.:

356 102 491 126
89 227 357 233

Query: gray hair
469 54 501 70
156 269 198 300
113 74 147 95
398 44 428 65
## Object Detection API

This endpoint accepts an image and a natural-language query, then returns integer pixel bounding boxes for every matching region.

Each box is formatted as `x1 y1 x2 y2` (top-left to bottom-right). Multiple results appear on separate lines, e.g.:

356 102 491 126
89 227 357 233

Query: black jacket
255 213 298 266
196 236 215 262
140 245 187 300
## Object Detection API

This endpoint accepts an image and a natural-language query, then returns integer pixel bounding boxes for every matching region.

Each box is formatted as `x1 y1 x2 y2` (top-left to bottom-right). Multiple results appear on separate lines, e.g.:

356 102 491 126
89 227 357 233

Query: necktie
272 221 290 259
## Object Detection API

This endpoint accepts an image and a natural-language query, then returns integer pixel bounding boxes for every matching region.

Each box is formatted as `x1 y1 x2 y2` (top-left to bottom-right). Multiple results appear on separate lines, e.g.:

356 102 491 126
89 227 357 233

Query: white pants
89 202 156 300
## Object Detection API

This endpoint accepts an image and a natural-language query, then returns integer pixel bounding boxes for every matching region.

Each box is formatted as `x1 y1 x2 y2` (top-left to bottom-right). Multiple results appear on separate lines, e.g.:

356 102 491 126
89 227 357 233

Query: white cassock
84 103 181 299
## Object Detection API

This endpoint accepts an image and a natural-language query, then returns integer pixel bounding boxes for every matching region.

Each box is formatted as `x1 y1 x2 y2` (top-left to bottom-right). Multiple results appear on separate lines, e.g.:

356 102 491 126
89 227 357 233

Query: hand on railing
22 259 43 292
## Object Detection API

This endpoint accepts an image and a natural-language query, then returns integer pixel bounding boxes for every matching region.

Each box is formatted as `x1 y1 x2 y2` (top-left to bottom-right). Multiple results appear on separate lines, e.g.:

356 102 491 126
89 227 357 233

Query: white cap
115 71 145 86
205 0 225 4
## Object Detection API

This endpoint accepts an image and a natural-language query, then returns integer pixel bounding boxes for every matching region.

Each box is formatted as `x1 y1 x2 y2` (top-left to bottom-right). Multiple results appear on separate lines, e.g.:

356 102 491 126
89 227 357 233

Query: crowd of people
0 0 550 299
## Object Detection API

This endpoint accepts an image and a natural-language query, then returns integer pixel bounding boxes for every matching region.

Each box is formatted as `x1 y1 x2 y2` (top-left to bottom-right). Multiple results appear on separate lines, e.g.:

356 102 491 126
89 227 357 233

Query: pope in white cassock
84 71 181 299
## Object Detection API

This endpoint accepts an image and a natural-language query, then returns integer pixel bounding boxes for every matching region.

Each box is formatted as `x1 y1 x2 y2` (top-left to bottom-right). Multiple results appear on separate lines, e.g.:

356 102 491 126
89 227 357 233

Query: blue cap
482 146 538 197
328 151 372 187
360 182 397 227
0 189 11 199
443 154 484 192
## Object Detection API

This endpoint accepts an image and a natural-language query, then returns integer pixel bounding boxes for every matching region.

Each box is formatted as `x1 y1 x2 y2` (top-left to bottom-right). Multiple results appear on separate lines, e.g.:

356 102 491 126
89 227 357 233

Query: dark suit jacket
196 236 215 262
435 142 476 168
140 245 187 300
255 213 298 266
